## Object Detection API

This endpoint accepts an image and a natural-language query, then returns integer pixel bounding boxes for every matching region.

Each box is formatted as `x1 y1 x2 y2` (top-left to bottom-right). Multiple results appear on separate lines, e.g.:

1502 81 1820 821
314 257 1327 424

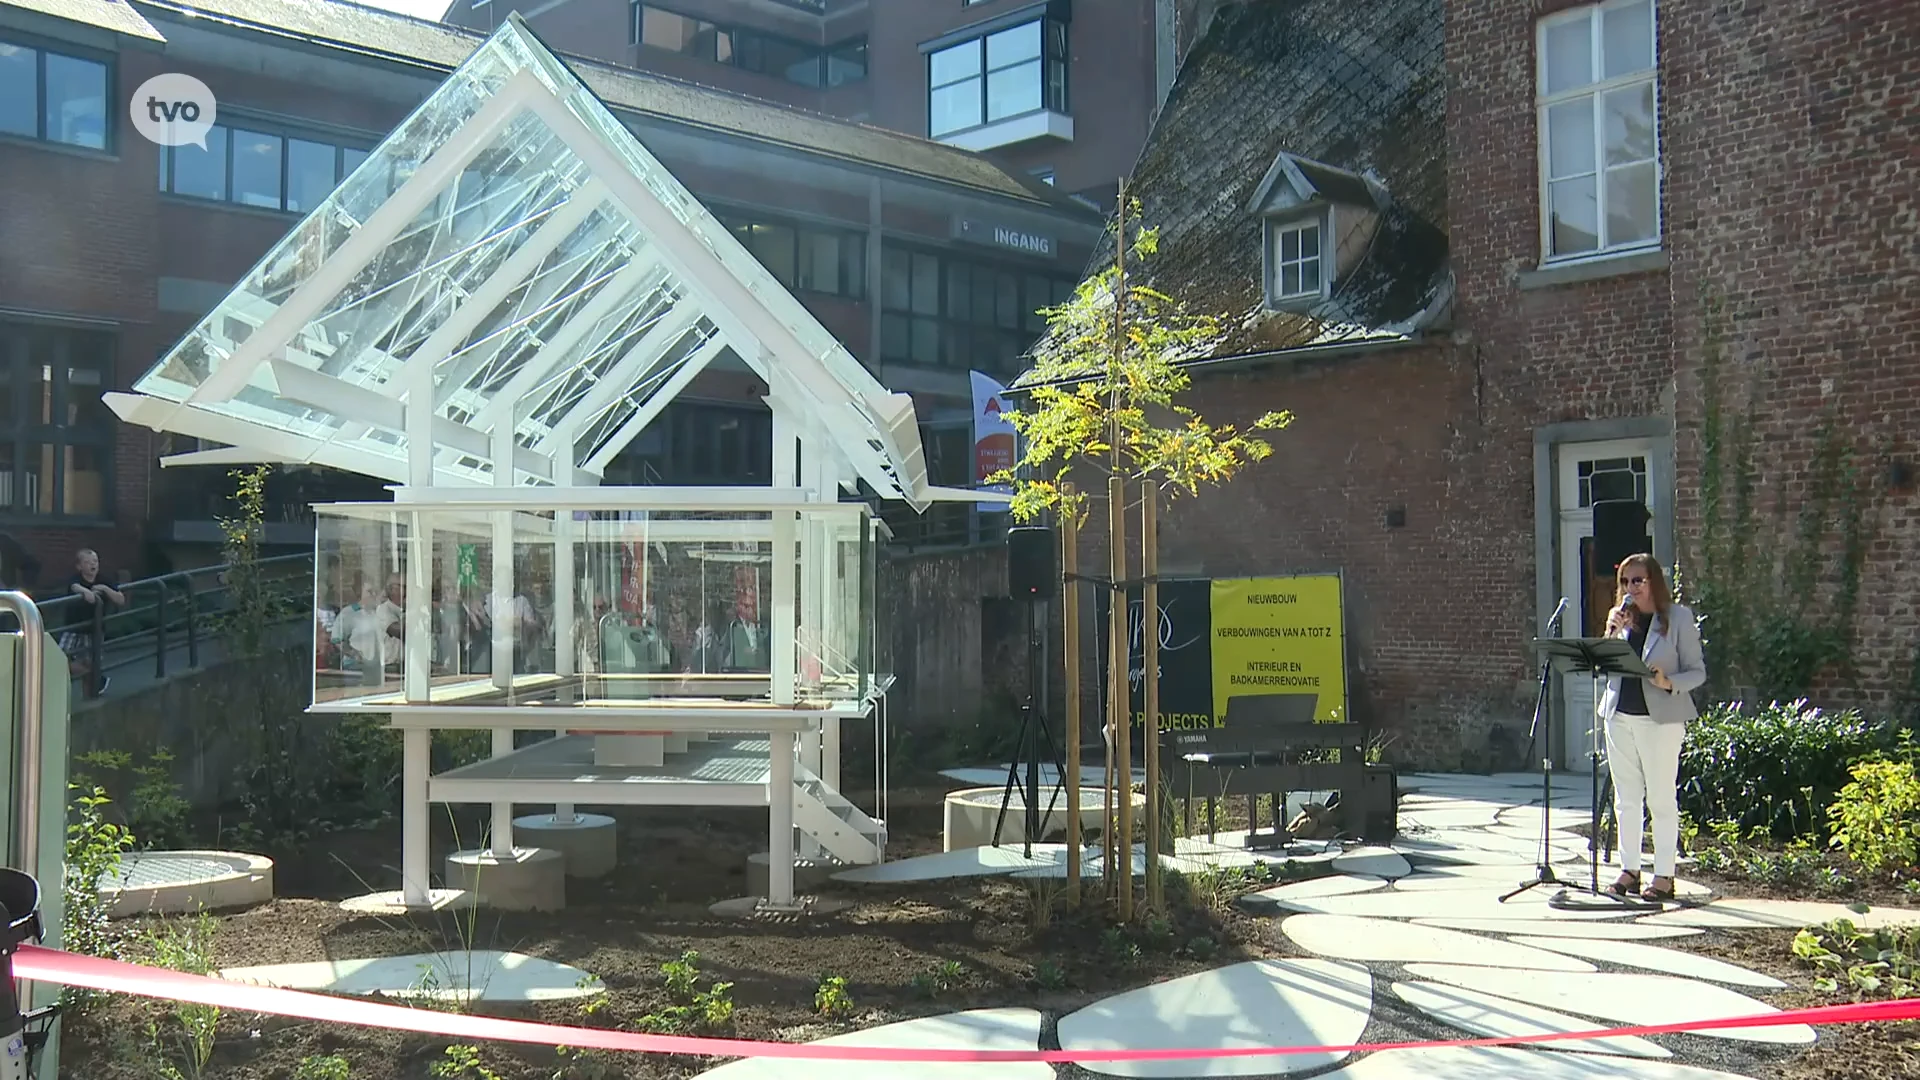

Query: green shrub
1828 760 1920 873
1679 700 1901 840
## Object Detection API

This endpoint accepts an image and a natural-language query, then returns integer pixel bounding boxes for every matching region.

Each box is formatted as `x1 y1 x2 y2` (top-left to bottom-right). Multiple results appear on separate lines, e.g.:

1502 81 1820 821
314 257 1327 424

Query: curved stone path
746 771 1920 1079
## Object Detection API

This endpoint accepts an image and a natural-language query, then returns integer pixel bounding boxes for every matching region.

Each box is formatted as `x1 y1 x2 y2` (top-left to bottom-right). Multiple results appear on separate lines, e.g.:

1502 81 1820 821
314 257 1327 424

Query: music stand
1531 636 1664 913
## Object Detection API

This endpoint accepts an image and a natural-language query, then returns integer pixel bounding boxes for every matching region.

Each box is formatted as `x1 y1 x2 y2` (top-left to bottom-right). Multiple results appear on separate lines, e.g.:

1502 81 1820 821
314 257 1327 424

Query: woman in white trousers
1598 552 1706 903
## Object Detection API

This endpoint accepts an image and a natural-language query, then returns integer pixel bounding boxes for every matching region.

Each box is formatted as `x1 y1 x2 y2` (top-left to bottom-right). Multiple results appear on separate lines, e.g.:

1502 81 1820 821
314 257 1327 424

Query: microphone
1548 595 1569 632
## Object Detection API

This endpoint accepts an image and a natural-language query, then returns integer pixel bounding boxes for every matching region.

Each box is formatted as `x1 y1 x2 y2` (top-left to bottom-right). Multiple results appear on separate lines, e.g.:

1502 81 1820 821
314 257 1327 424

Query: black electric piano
1158 693 1396 848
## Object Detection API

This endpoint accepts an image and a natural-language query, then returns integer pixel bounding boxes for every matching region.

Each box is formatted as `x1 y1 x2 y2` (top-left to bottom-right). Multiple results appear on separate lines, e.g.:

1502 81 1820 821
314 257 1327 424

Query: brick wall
1049 344 1538 770
1661 0 1920 711
1445 0 1920 718
0 51 410 585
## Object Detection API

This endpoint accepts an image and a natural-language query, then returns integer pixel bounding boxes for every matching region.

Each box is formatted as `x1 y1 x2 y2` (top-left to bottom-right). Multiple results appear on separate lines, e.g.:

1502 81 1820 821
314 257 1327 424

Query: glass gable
113 16 930 506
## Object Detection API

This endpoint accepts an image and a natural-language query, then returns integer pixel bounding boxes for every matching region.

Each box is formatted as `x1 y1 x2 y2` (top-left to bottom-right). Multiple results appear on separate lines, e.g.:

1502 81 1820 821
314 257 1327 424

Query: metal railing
14 554 315 700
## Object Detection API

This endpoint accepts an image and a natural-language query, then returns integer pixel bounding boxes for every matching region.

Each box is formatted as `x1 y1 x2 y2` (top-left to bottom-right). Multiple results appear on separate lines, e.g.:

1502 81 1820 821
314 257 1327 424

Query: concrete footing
446 847 566 911
513 813 618 878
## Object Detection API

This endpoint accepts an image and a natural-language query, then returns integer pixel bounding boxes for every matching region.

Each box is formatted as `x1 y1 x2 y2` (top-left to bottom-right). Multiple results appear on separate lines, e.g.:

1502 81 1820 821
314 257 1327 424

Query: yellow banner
1208 575 1346 723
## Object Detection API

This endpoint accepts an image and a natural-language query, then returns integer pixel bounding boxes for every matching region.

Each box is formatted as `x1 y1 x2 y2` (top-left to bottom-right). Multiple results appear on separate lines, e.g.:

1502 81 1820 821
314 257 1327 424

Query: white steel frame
105 17 972 910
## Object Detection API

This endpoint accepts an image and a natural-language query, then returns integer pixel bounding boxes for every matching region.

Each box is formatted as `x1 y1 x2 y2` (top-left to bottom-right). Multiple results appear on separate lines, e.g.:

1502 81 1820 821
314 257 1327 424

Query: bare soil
53 777 1920 1079
58 780 1282 1080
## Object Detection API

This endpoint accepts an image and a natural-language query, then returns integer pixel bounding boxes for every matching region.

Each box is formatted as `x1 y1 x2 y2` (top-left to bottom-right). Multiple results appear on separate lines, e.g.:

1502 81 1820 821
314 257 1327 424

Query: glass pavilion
108 16 994 909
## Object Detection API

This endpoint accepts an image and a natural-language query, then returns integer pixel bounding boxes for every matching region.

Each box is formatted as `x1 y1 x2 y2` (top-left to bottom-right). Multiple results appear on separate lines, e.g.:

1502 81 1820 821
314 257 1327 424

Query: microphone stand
1500 597 1570 902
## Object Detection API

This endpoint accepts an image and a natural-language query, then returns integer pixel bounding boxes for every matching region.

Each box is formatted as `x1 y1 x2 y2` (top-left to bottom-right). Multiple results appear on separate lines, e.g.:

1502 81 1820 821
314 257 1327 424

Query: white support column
402 727 431 906
767 728 797 907
489 419 516 855
405 514 434 703
404 347 436 704
797 428 829 844
553 507 578 824
770 401 798 708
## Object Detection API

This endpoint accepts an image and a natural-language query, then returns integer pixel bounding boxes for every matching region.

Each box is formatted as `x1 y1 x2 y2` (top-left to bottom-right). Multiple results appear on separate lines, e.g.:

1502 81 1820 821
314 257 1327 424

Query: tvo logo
130 73 217 148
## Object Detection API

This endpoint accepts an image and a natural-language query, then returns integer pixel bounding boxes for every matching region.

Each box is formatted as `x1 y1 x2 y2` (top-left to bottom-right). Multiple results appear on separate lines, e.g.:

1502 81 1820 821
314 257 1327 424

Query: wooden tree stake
1062 484 1082 905
1142 480 1162 913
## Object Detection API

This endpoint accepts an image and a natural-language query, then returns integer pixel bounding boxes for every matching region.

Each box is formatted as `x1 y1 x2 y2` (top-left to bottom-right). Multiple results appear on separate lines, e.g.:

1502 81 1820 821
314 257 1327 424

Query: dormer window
1248 151 1388 312
1271 220 1323 300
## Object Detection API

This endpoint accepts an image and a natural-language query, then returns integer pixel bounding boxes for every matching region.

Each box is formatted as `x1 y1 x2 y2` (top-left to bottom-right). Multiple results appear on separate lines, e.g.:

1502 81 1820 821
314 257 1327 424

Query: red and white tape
15 944 1918 1063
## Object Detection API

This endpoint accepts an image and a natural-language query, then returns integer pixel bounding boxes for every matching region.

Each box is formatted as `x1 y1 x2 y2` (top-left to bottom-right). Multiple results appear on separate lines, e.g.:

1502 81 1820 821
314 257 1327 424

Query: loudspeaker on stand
1007 525 1057 598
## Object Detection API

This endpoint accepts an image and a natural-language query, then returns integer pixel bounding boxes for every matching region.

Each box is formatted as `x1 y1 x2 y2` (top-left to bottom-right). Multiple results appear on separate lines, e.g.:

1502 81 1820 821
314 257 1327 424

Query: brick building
0 0 1101 586
1065 0 1919 769
443 0 1191 207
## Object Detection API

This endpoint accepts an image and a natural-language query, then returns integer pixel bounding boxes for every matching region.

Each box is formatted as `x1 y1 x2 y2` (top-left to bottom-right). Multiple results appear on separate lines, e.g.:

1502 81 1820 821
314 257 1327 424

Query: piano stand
1164 697 1396 847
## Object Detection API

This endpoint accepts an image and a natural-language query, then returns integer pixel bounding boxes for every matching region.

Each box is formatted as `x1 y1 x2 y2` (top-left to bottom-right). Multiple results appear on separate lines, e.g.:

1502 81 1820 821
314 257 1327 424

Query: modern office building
0 0 1103 583
444 0 1197 206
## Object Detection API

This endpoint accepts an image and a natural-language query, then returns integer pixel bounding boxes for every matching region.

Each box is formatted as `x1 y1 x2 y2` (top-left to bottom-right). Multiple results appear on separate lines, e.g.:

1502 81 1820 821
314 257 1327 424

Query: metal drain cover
115 855 240 887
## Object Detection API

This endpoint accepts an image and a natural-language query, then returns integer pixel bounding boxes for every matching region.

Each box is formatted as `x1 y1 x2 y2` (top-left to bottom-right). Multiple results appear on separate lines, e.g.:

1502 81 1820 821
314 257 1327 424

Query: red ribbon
15 944 1920 1063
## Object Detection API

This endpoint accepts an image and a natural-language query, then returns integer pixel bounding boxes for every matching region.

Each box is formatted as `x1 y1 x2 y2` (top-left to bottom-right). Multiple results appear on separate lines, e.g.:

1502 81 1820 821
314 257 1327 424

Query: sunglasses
1619 576 1648 586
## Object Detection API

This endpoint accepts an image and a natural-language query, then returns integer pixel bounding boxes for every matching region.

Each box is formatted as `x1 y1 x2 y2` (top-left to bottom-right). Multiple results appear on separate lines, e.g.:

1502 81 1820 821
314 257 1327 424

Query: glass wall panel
314 501 875 709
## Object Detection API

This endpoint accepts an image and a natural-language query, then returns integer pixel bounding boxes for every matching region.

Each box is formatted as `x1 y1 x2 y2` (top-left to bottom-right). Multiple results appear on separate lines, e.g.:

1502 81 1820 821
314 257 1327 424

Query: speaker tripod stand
992 591 1069 857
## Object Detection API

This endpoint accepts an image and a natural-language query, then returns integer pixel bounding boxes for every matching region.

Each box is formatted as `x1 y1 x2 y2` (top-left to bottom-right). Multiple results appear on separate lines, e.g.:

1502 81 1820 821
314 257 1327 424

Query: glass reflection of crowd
312 552 773 687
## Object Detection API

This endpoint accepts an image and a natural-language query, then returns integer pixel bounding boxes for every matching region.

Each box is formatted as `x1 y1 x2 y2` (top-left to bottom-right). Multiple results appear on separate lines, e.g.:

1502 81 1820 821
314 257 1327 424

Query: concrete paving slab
1315 1046 1759 1080
831 845 1072 883
1400 806 1508 830
1402 964 1816 1045
1405 773 1543 788
1260 884 1629 921
1331 846 1412 879
218 950 602 1003
1642 898 1920 931
1389 981 1671 1058
1508 936 1784 989
690 1008 1050 1080
1251 874 1390 903
1495 805 1589 833
1413 918 1704 941
1056 959 1372 1077
1281 915 1597 972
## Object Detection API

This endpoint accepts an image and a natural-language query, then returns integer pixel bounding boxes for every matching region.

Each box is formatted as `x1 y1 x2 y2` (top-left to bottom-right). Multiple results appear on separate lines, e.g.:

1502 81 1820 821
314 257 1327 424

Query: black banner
1093 578 1216 730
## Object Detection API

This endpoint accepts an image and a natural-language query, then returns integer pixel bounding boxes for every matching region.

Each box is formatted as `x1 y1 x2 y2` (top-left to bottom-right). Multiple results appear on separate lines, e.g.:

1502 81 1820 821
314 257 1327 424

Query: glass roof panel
125 15 928 503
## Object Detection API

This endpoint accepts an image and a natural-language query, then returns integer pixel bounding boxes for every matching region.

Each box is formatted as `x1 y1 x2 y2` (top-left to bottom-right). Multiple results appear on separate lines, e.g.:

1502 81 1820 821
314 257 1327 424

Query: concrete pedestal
943 785 1143 852
746 850 840 896
512 813 618 878
595 734 664 767
446 847 566 911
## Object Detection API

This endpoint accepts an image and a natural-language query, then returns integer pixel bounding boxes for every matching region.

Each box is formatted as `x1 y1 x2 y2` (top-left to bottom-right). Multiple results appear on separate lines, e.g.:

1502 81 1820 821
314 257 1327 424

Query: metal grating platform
428 734 775 806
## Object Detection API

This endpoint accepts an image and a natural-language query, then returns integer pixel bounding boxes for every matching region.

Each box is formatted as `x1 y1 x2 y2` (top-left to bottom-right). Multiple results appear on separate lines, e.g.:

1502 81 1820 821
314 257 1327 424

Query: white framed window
1536 0 1660 261
1269 219 1324 302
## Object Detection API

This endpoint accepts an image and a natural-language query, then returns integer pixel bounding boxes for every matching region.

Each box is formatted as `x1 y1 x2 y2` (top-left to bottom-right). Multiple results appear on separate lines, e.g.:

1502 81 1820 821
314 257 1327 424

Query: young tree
988 198 1289 525
989 187 1291 919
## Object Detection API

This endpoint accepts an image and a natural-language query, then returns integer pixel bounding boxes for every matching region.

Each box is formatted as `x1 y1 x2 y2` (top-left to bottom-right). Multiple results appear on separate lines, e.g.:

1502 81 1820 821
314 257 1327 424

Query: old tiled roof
1041 0 1449 365
125 0 1088 211
4 0 166 40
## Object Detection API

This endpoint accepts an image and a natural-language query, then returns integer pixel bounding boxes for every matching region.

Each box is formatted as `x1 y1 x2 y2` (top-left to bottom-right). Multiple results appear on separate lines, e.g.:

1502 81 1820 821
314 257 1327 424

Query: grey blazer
1596 601 1708 724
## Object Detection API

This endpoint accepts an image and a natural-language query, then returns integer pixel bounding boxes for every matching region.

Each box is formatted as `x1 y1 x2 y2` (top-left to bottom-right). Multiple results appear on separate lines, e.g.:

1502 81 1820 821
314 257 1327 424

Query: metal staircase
793 769 887 866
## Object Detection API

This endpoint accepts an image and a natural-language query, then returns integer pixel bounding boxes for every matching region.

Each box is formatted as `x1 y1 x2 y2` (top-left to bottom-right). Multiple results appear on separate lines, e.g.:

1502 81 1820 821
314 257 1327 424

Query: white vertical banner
970 370 1016 503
